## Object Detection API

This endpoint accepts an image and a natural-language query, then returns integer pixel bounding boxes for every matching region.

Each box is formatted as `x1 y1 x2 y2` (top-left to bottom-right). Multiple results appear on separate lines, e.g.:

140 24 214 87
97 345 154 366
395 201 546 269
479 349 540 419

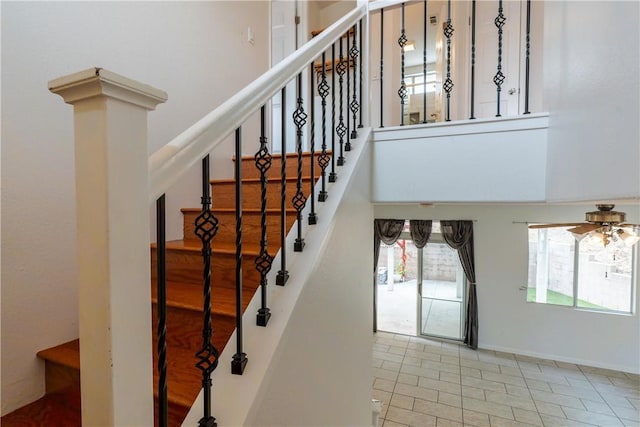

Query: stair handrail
148 4 366 202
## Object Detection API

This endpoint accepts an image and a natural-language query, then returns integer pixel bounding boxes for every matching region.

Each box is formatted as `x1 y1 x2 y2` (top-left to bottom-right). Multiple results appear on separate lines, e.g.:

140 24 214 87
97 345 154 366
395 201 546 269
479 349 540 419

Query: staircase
1 152 322 426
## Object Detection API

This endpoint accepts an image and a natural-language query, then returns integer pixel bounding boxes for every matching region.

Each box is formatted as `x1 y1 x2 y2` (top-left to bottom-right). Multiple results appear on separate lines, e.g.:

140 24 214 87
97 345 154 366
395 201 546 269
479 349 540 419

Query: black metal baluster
255 106 272 327
231 128 248 375
380 8 384 128
444 0 454 121
276 87 289 286
345 29 351 151
494 0 506 117
329 42 338 183
292 73 307 252
398 2 407 126
318 52 330 202
336 37 347 165
308 63 318 225
422 0 427 123
350 24 360 139
524 0 531 114
470 0 477 119
156 194 168 427
358 18 364 129
194 154 219 427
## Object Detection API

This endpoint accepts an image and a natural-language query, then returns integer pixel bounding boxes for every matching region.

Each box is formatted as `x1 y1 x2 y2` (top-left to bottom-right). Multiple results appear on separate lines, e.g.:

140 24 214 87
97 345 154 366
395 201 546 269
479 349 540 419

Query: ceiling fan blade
528 223 587 229
618 223 640 228
567 224 601 235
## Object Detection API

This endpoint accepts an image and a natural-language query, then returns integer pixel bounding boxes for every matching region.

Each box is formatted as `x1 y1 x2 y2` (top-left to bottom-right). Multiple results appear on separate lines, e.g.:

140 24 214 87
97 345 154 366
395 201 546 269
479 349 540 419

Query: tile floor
372 332 640 427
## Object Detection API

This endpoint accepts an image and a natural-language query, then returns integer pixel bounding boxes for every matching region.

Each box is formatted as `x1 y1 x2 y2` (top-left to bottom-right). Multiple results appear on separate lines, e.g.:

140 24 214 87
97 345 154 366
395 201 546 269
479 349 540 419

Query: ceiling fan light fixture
617 228 640 247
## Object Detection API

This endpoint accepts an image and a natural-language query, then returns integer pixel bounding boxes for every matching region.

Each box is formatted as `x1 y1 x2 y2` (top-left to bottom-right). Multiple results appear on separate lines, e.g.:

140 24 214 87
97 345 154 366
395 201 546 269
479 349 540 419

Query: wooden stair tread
234 151 329 161
152 240 261 255
151 280 256 318
212 175 313 184
0 386 81 426
180 207 296 214
37 340 80 370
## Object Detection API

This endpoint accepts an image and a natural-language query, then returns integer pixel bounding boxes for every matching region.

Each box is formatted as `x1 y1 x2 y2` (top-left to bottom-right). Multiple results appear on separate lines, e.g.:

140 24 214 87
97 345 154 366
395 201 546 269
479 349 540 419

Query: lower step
0 386 81 426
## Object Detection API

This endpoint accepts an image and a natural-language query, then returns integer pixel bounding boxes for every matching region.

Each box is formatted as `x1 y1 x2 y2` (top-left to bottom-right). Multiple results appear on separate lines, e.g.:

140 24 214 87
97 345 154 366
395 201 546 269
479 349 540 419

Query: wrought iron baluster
380 8 384 128
398 2 408 126
329 42 338 183
194 154 220 427
308 63 317 225
318 52 330 202
156 194 168 427
470 0 477 119
345 29 351 151
524 0 531 114
423 0 427 123
255 106 272 327
358 18 363 129
292 73 307 252
336 36 347 165
231 128 248 375
443 0 454 122
350 24 360 139
276 87 289 286
494 0 506 117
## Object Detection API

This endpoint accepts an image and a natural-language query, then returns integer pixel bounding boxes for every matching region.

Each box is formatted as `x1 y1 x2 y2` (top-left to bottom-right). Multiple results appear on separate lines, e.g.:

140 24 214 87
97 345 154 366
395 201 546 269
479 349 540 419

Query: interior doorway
376 220 466 340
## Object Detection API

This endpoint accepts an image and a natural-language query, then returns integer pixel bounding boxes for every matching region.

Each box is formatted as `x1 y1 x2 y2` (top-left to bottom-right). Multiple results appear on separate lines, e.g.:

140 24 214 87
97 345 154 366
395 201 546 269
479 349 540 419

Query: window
527 227 637 313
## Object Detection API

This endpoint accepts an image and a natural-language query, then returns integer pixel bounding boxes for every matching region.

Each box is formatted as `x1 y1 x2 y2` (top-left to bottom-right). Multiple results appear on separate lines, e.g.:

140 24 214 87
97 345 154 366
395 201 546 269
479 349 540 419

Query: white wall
1 1 268 415
247 142 373 426
543 1 640 201
374 203 640 374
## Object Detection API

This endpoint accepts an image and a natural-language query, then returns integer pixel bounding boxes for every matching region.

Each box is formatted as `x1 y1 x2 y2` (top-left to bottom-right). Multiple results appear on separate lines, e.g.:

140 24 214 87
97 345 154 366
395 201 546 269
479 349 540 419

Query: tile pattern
372 332 640 427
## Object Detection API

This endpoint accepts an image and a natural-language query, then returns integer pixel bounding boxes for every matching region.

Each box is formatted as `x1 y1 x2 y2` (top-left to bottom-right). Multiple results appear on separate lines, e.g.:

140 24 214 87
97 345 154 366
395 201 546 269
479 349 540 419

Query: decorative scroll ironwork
345 29 351 152
194 154 219 427
318 53 330 202
336 38 347 166
276 87 289 286
443 0 454 122
470 0 477 119
156 194 168 427
308 63 317 225
255 106 272 327
329 42 338 183
350 24 360 139
231 128 247 375
494 0 506 117
398 2 408 125
293 73 307 252
358 18 364 129
380 8 384 128
524 0 531 114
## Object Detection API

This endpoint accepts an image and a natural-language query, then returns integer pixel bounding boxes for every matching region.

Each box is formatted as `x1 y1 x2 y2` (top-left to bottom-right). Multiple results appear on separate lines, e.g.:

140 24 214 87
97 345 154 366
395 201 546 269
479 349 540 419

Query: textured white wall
1 1 268 414
374 203 640 373
543 1 640 201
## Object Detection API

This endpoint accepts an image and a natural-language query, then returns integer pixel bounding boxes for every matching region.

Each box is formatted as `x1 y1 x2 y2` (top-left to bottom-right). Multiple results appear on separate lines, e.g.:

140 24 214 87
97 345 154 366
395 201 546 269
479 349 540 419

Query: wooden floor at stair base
0 386 81 427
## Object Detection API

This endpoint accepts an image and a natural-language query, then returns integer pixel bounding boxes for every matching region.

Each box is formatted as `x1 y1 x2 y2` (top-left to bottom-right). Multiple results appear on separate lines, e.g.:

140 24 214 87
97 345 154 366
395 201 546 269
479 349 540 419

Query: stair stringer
181 128 373 426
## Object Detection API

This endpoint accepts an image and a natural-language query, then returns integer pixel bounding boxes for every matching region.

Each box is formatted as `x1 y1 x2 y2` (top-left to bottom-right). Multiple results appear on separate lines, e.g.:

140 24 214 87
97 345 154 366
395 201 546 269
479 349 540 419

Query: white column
49 68 167 426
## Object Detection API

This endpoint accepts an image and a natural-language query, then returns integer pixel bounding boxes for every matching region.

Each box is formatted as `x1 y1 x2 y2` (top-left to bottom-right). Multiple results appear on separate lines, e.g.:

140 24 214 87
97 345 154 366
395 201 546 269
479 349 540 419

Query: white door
473 0 521 118
271 0 298 153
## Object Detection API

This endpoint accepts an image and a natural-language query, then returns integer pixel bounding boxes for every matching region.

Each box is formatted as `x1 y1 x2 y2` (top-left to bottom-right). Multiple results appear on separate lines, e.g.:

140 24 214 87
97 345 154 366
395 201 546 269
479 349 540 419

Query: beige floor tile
389 345 409 356
512 408 543 426
375 367 400 382
488 415 535 426
482 371 528 387
413 398 463 423
611 376 640 389
499 366 524 377
462 376 508 393
418 377 462 395
533 400 565 418
462 409 490 426
373 389 392 419
462 366 483 378
579 365 629 379
459 348 480 361
593 383 640 399
407 342 425 352
406 348 442 363
621 417 640 427
601 392 637 409
485 390 536 411
521 370 571 386
611 405 640 421
439 391 462 408
584 373 614 385
383 419 409 427
578 398 614 415
390 393 415 410
529 389 585 410
524 378 552 392
377 336 409 348
441 355 461 366
403 356 423 367
436 418 463 427
400 363 442 381
385 406 437 427
549 383 605 403
397 373 419 386
375 378 398 393
421 360 462 375
375 343 391 352
462 396 515 419
505 385 532 398
539 414 593 426
394 383 439 402
517 361 543 373
462 386 487 400
461 358 502 373
628 397 640 410
539 365 587 381
515 354 557 367
382 360 403 372
562 406 624 426
374 358 384 368
477 354 519 369
440 371 462 385
374 350 406 364
565 378 595 390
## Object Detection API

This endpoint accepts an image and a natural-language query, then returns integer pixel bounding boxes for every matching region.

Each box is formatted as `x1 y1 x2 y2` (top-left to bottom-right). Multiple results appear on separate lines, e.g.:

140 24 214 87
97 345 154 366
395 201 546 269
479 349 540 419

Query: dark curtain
440 220 478 349
373 219 405 332
409 220 432 249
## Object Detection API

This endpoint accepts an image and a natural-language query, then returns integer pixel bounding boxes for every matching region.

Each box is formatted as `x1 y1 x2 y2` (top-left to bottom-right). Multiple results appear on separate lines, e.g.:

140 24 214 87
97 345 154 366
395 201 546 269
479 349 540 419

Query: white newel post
49 68 167 426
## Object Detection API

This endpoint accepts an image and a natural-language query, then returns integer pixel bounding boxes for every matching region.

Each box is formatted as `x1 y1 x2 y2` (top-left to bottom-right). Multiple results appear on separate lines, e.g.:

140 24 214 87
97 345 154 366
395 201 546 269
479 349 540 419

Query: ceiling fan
529 204 640 247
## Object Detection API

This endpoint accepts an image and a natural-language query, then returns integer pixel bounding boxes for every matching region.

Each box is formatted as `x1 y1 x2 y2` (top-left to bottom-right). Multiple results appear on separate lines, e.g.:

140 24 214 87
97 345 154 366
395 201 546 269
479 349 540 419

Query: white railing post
49 68 167 426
